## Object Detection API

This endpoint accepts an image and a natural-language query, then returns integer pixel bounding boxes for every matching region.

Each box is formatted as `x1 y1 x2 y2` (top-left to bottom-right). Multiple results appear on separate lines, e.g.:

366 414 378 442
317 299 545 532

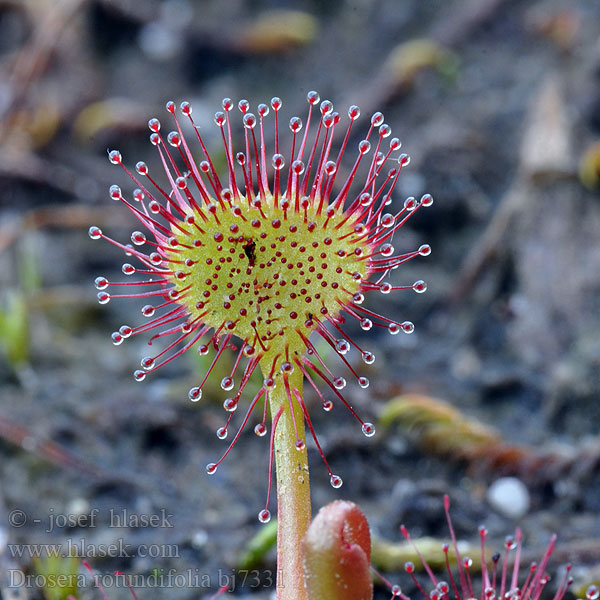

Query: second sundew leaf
302 500 373 600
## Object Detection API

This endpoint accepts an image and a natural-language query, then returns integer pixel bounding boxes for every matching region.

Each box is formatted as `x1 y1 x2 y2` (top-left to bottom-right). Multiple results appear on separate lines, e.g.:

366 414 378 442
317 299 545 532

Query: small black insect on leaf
243 240 256 267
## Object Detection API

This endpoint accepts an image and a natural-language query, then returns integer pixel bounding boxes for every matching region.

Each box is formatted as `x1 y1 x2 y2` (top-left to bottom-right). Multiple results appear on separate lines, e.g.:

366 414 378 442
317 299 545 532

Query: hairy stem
268 366 311 600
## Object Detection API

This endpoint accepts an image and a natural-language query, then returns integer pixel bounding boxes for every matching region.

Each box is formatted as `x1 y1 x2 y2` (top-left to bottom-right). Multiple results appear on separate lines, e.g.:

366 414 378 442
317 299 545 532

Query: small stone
191 529 208 549
487 477 530 519
65 497 90 518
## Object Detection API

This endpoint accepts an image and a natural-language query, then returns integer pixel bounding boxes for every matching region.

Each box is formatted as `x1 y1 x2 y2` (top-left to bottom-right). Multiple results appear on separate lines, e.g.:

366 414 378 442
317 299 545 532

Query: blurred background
1 0 600 598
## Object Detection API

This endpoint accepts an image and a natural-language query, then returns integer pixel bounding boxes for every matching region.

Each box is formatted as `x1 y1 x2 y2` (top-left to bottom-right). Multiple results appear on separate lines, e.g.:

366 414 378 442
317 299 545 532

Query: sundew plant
303 495 598 600
91 91 432 598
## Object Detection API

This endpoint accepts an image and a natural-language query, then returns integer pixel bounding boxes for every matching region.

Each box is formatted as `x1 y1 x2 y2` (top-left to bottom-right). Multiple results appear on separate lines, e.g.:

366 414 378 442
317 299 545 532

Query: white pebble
487 477 530 519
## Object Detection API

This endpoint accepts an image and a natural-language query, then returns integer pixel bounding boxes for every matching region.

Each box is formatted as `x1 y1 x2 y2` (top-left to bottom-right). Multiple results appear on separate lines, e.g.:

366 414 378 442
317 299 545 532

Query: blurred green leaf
0 291 30 366
33 555 80 600
238 519 277 569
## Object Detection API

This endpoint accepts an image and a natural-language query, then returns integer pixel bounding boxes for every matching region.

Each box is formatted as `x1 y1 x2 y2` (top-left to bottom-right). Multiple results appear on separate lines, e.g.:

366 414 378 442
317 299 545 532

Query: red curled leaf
302 500 373 600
